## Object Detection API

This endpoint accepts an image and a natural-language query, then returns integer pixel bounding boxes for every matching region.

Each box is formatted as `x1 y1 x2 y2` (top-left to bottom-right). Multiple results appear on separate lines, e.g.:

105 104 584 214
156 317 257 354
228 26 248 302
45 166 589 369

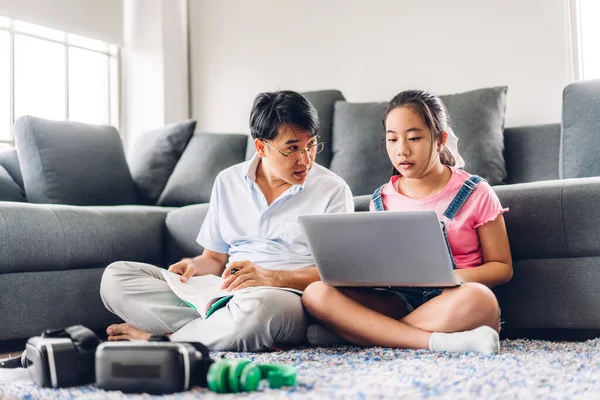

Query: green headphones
206 358 297 393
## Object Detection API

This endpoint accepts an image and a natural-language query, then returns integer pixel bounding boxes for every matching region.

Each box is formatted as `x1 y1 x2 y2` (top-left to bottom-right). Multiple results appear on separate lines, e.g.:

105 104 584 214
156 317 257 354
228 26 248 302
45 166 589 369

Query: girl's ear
438 131 449 151
254 138 266 157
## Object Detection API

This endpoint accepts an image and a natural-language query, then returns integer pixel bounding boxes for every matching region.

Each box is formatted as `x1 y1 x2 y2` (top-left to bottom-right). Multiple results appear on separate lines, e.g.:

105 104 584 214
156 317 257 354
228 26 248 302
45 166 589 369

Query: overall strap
442 175 485 221
371 185 386 211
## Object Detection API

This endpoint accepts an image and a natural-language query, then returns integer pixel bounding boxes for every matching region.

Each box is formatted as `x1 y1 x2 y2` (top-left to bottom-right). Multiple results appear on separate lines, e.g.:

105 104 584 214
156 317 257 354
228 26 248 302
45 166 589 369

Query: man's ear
438 131 449 150
254 138 266 157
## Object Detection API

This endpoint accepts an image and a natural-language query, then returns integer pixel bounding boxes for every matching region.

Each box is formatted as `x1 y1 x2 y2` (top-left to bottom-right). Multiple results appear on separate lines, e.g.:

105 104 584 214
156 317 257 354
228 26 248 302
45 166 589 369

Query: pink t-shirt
370 167 508 269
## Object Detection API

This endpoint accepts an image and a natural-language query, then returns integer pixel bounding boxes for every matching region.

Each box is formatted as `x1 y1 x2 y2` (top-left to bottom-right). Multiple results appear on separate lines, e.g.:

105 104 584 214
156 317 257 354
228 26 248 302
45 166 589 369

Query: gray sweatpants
100 262 308 352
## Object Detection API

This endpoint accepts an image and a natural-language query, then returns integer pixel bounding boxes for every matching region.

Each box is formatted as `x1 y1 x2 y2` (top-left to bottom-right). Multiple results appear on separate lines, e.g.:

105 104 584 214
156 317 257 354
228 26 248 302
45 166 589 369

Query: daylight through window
0 18 119 148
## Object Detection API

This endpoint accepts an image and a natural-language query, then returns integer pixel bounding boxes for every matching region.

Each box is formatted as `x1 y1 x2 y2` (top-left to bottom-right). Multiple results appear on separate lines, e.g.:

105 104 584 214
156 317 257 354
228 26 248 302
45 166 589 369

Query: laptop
298 210 460 287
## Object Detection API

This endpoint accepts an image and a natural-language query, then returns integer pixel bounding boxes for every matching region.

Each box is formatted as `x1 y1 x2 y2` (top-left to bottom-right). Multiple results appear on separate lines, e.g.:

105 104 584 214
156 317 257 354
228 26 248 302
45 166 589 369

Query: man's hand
168 258 196 283
220 261 282 291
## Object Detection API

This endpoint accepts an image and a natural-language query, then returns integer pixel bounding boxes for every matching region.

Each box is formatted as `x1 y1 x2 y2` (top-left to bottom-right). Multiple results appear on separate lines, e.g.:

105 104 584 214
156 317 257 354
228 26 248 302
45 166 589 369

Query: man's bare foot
106 323 152 341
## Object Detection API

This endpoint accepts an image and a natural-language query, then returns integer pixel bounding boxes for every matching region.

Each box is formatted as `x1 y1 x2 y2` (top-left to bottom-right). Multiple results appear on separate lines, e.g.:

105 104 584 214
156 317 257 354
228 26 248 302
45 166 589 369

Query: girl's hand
221 261 278 291
453 269 467 284
168 258 196 283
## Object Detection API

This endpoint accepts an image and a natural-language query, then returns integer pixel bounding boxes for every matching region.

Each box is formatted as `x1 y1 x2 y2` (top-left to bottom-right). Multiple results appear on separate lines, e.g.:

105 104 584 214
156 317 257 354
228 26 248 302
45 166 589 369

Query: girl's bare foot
106 323 151 341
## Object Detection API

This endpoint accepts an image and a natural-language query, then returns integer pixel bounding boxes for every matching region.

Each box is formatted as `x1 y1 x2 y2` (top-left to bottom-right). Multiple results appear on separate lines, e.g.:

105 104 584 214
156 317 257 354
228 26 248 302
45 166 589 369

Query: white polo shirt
196 154 354 271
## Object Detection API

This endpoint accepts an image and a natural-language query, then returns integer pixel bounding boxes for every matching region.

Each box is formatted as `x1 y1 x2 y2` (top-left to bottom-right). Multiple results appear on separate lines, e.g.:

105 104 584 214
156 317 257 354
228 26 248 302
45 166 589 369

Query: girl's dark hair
382 89 456 173
249 91 319 140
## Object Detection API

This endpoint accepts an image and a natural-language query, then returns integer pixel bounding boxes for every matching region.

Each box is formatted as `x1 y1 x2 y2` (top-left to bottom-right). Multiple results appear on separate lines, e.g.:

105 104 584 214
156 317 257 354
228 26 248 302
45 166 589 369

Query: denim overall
371 175 485 312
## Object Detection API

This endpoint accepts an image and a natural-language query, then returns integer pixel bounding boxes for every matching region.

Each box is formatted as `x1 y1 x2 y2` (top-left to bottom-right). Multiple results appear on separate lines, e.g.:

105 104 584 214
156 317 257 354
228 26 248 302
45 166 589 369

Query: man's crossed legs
100 262 307 352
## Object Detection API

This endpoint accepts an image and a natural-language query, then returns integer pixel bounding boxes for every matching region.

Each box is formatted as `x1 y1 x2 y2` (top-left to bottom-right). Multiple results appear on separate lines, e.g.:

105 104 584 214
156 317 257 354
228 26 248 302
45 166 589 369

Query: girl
302 89 512 355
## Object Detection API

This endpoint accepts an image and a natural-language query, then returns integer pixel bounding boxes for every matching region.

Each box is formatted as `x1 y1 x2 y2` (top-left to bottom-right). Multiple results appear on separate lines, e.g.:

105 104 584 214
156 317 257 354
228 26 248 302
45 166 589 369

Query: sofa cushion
329 86 508 195
244 90 345 168
0 166 26 202
128 120 196 204
0 149 24 189
158 133 248 206
561 79 600 179
13 116 137 205
442 86 507 183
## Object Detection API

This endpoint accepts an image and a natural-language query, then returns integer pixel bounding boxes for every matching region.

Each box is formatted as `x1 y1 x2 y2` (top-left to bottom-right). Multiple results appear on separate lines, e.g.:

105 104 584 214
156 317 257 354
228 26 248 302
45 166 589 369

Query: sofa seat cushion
329 86 508 195
128 120 196 205
493 177 600 260
0 202 169 274
13 116 137 205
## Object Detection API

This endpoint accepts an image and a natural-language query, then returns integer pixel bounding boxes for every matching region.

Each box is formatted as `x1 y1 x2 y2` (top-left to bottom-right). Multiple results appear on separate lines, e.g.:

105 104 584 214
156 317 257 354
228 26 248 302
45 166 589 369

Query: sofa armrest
165 203 209 266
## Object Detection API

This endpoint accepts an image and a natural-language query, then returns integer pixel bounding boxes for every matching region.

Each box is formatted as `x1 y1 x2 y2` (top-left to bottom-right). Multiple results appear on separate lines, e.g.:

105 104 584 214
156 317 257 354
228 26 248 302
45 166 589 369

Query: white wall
0 0 123 44
162 0 190 126
121 0 189 150
122 0 164 149
188 0 574 133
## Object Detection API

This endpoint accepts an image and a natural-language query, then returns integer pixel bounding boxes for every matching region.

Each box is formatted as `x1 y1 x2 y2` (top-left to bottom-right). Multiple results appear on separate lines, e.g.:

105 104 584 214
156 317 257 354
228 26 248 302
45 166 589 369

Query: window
0 30 9 142
579 0 600 80
0 18 119 149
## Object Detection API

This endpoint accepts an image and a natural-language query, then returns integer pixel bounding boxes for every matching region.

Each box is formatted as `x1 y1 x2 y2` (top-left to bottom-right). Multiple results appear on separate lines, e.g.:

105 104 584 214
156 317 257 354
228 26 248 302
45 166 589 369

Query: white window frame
569 0 600 81
568 0 583 81
0 17 120 148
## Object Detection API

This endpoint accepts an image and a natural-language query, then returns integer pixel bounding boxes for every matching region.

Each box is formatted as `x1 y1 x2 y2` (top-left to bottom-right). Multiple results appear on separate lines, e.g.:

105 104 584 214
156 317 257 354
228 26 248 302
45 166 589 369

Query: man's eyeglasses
263 140 325 160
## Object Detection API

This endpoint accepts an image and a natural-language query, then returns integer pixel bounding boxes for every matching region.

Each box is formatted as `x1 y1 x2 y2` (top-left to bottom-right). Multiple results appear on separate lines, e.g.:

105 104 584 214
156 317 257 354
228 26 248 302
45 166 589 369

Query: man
100 90 353 351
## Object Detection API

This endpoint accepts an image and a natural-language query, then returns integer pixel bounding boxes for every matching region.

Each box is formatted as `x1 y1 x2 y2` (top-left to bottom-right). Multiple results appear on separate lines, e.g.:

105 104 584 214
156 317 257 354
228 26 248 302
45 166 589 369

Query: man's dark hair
249 91 319 140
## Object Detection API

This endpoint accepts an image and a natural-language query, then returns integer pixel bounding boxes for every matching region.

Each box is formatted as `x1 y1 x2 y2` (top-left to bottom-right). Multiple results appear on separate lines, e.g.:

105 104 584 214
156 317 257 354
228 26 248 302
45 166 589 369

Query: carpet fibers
1 339 599 399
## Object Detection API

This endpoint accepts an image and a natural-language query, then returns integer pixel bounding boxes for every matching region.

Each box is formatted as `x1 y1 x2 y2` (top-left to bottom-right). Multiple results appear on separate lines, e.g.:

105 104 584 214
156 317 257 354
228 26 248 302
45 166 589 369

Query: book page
161 271 228 318
161 270 304 318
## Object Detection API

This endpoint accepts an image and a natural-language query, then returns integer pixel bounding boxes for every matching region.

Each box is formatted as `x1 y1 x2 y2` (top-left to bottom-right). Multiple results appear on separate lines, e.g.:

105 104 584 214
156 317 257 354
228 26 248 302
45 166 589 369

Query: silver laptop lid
298 210 459 287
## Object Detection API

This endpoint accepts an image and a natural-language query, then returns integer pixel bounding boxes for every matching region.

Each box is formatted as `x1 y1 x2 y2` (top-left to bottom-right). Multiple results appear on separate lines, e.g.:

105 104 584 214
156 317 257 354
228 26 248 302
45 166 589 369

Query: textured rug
1 339 599 399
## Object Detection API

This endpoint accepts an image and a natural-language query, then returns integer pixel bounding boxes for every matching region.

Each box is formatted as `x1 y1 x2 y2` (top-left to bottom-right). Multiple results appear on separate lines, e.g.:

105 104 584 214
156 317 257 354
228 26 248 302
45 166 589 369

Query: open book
160 270 303 318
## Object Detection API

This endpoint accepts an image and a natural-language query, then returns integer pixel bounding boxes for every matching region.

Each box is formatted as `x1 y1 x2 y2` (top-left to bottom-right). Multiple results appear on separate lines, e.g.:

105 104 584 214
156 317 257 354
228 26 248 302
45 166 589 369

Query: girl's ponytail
439 147 456 167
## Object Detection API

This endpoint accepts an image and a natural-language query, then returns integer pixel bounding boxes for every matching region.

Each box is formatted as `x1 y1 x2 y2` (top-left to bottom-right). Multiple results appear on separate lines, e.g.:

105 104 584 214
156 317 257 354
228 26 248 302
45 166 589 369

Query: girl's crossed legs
302 282 500 354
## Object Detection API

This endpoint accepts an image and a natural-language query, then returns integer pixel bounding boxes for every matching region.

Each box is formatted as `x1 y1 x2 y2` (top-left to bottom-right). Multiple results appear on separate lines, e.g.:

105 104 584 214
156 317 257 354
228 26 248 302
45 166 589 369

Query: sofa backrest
0 84 580 205
561 78 600 179
503 123 561 184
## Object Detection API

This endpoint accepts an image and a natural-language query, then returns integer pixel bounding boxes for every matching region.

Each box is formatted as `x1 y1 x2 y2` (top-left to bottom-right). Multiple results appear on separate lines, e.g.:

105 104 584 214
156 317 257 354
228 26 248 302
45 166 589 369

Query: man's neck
255 159 292 205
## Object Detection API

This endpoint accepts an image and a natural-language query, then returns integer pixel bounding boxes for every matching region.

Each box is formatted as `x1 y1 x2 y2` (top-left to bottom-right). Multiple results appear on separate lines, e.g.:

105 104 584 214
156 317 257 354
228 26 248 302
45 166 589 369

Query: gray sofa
1 80 600 345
